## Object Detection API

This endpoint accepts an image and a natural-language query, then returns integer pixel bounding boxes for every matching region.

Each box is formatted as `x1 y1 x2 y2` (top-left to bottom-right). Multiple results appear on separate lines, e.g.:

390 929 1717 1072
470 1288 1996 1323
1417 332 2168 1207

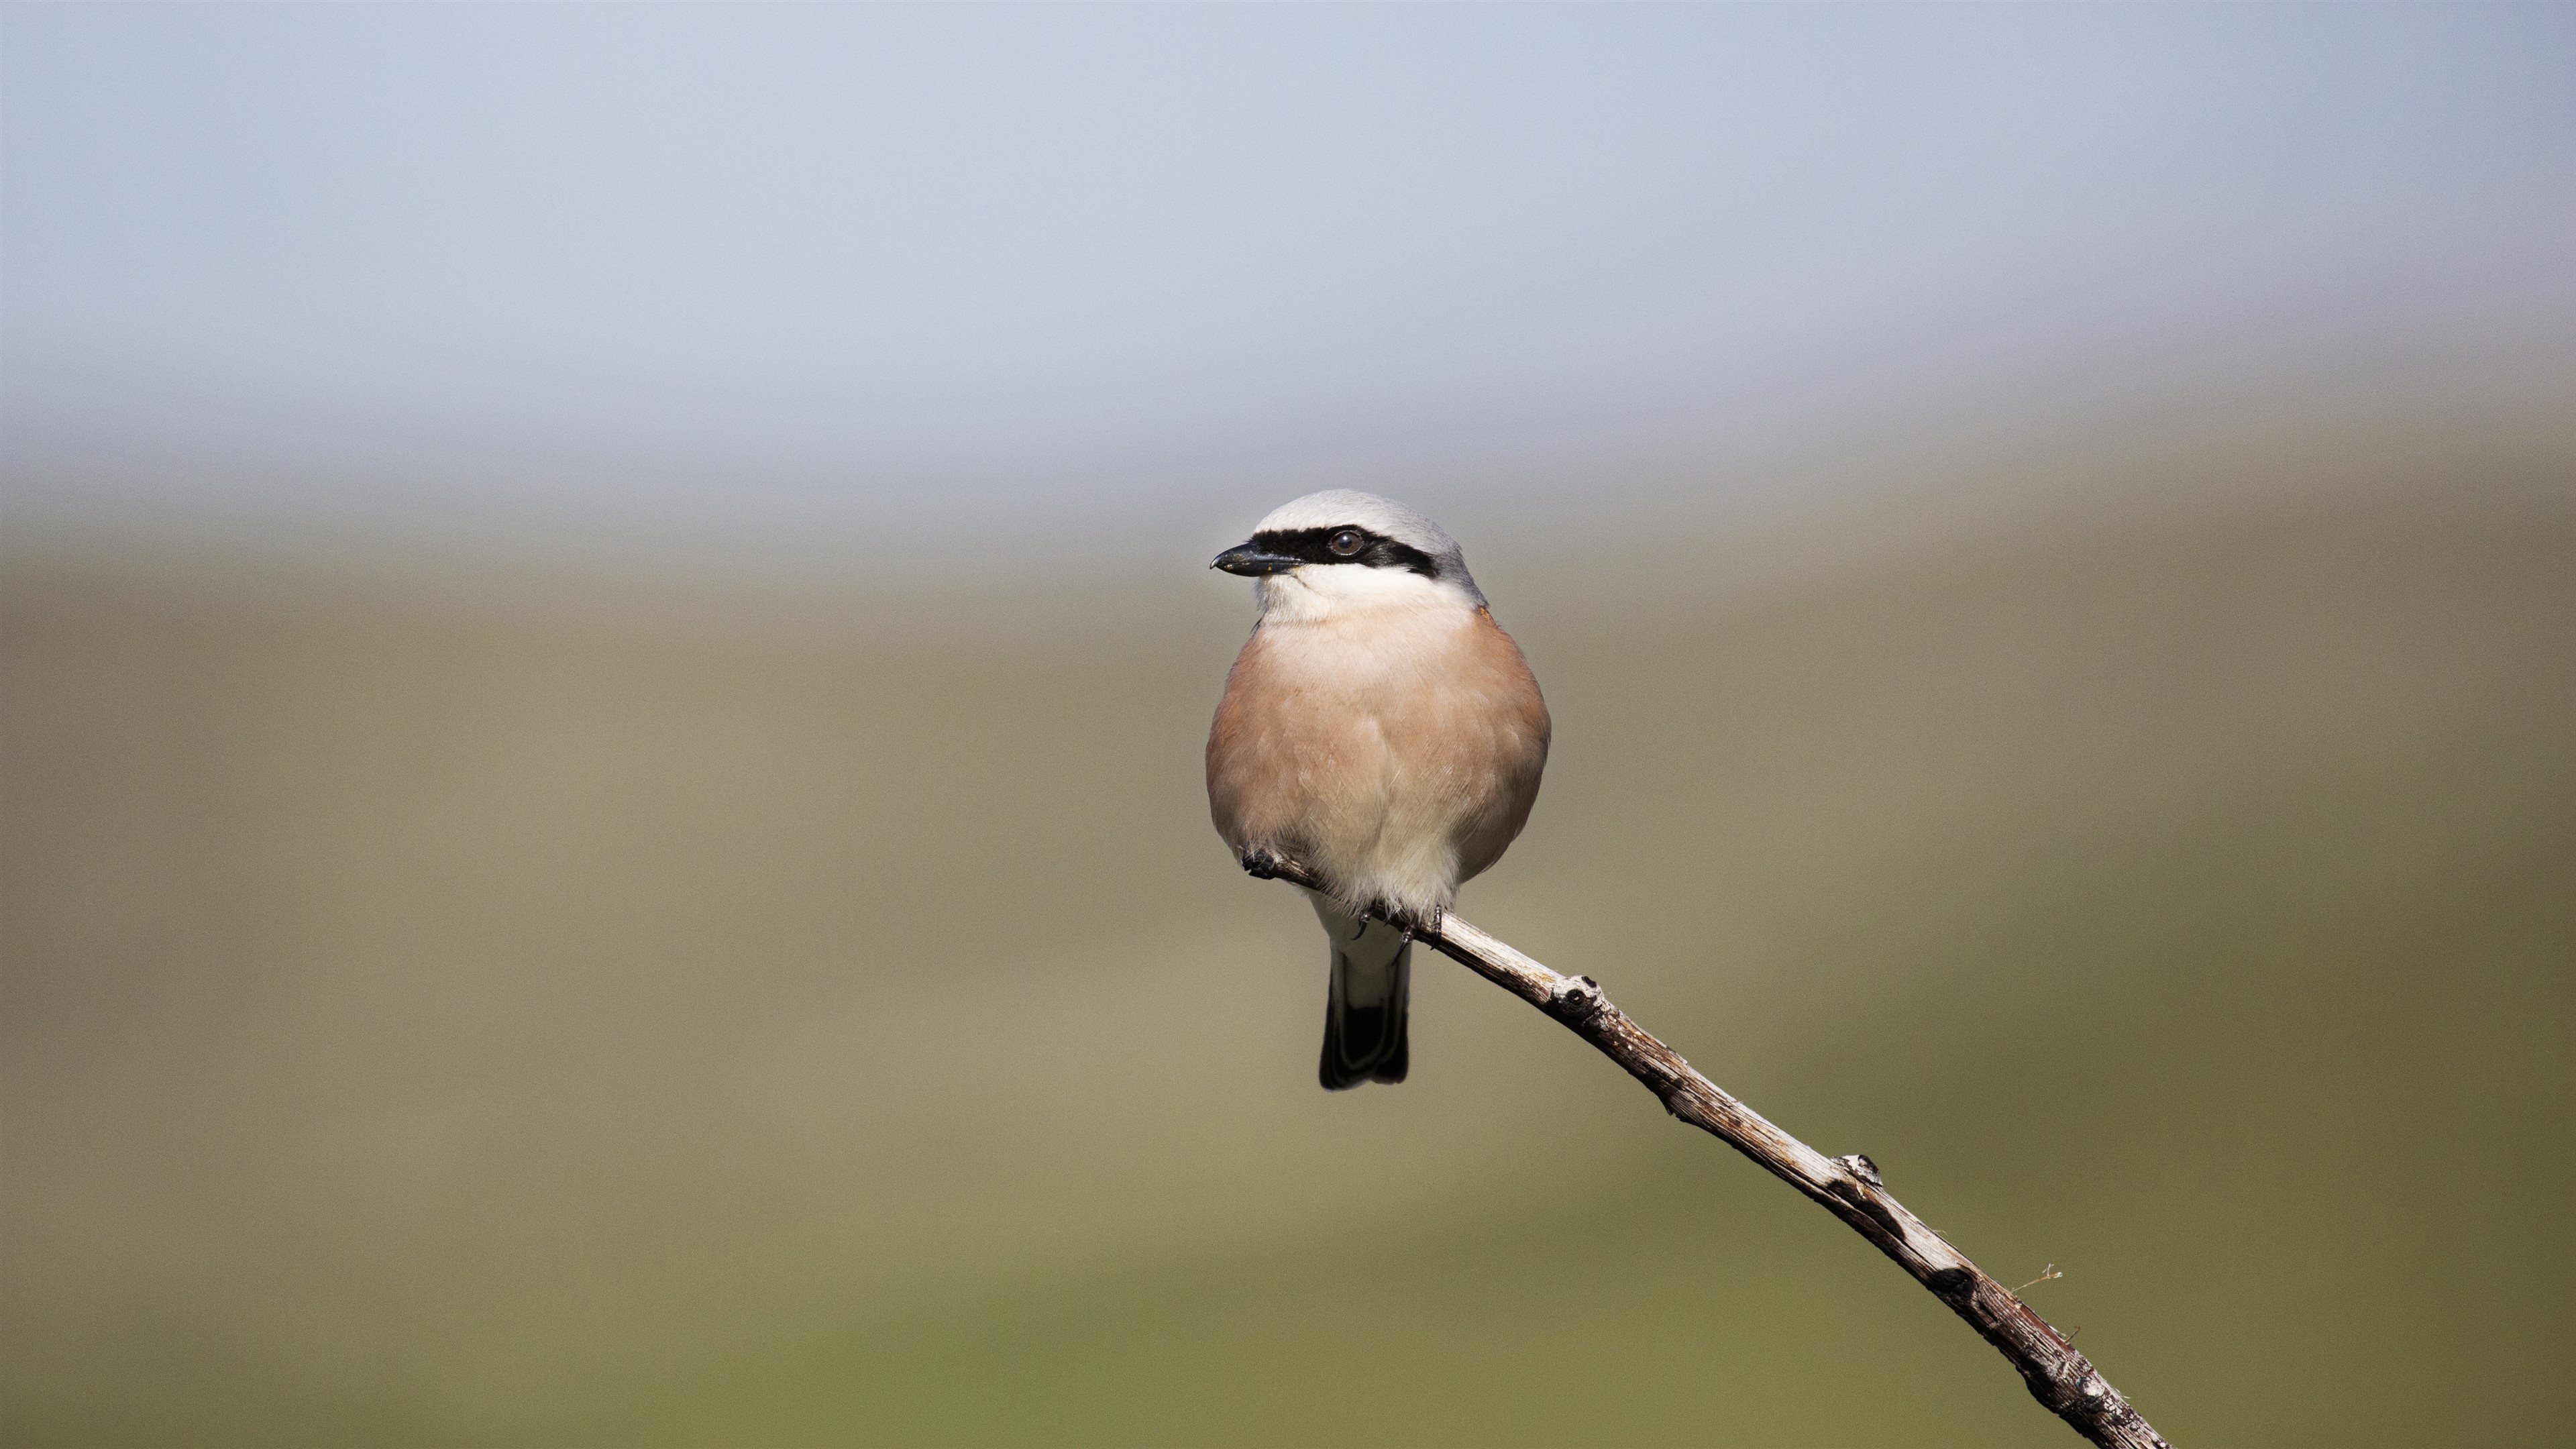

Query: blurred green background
5 7 2574 1447
7 468 2570 1446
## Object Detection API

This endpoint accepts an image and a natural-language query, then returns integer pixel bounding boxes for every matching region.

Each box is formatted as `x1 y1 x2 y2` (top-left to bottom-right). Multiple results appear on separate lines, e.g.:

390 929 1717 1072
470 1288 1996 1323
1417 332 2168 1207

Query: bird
1206 490 1550 1089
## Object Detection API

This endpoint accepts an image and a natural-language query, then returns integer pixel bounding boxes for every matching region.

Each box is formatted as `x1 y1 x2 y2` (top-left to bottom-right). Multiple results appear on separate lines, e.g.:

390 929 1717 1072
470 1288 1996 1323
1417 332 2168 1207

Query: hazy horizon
7 4 2571 583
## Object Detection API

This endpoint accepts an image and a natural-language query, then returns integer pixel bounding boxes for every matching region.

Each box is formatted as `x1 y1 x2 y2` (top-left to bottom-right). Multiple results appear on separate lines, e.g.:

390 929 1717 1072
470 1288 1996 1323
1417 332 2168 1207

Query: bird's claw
1371 900 1441 942
1238 847 1283 880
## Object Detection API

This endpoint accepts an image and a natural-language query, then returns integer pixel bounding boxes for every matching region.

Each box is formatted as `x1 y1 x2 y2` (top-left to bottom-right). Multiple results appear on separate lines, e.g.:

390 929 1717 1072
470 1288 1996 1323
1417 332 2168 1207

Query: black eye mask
1247 527 1442 580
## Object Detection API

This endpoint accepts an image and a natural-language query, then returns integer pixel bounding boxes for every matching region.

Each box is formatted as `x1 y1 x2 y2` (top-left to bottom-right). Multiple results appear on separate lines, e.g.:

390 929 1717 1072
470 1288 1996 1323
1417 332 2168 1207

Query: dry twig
2019 1265 2066 1293
1257 857 2169 1449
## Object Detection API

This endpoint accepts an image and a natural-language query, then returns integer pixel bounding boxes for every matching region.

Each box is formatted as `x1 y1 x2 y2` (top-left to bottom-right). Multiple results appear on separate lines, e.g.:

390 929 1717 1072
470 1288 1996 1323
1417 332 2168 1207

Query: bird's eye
1329 530 1365 557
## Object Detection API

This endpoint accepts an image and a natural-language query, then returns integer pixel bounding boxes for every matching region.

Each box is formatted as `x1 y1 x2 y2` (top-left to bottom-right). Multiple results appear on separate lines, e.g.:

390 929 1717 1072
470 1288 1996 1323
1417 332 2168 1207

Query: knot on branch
1547 973 1605 1022
1832 1152 1884 1188
1926 1265 1979 1311
2019 1351 2167 1446
1827 1158 1910 1241
2049 1356 2111 1407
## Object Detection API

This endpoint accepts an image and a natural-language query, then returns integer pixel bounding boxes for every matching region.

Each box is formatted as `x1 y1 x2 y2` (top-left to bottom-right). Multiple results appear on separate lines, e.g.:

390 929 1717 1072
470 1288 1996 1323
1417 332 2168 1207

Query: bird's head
1212 490 1485 620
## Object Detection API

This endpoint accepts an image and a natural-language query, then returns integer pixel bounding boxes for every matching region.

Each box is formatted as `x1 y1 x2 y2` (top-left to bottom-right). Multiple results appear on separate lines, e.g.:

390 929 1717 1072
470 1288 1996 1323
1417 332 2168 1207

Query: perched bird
1206 491 1550 1089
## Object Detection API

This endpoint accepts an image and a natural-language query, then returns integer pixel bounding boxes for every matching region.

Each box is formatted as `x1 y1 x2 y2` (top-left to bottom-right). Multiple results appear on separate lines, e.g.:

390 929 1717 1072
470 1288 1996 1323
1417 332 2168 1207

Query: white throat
1256 564 1481 625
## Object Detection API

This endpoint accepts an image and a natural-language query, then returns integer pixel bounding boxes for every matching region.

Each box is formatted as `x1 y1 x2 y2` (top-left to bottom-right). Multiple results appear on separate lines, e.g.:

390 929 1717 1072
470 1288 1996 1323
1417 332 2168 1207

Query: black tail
1318 938 1411 1090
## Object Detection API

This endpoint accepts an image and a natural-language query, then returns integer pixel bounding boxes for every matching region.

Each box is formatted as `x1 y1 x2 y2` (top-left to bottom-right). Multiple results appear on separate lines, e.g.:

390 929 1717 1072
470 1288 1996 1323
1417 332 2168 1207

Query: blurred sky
3 3 2571 578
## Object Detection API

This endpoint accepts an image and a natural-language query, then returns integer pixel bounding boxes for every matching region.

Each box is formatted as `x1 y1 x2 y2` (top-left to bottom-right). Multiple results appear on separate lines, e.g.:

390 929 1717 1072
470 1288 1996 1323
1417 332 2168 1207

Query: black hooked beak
1211 541 1303 576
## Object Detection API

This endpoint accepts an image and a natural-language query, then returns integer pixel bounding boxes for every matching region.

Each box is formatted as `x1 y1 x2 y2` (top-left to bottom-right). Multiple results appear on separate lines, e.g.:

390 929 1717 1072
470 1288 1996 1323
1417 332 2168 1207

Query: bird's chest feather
1211 602 1523 824
1235 607 1470 750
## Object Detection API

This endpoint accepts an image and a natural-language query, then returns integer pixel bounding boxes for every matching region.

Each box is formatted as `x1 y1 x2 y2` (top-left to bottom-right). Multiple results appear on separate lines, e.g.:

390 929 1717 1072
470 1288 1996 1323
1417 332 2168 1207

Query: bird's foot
1238 846 1284 880
1371 900 1443 942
